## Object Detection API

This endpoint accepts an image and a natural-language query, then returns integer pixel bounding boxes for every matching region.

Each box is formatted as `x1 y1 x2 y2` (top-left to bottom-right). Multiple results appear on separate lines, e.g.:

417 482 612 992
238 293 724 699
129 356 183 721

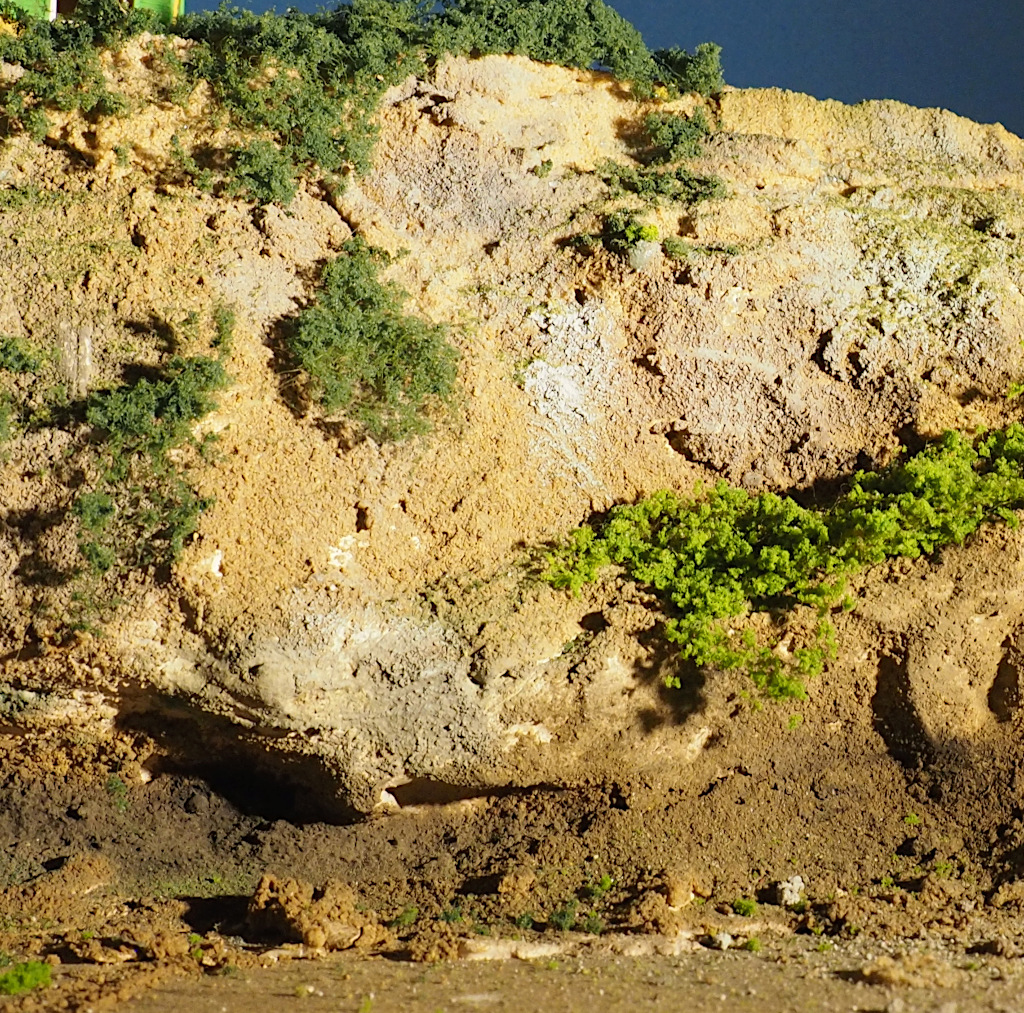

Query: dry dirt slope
3 45 1024 1010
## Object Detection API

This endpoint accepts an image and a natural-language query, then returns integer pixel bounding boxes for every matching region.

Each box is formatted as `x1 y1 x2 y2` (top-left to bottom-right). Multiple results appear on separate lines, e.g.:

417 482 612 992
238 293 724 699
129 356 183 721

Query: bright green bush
600 211 658 254
288 239 458 442
0 960 51 995
545 427 1024 699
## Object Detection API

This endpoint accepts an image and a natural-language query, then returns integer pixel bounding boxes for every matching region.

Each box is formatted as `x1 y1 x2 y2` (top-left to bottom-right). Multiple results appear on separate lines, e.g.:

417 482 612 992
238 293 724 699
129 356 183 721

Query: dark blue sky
611 0 1024 137
187 0 1024 138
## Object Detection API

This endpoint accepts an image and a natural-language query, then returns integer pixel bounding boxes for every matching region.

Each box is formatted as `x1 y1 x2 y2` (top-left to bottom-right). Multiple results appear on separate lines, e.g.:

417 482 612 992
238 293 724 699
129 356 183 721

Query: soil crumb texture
3 10 1024 1012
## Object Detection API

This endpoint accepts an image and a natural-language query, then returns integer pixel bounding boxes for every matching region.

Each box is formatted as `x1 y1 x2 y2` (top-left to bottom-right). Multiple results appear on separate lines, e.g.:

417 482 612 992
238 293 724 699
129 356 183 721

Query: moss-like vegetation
0 335 43 373
288 239 458 442
546 427 1024 700
0 960 51 995
0 0 152 139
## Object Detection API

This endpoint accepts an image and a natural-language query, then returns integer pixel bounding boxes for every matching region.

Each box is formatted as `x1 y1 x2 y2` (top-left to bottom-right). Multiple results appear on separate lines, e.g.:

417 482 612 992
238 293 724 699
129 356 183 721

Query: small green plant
816 940 833 953
531 159 553 178
73 353 228 574
439 905 463 923
169 134 213 191
581 912 604 935
106 773 128 812
229 140 298 206
932 860 954 878
0 960 51 995
879 875 895 889
585 873 614 898
652 41 724 96
743 936 762 952
732 897 758 918
904 813 922 827
662 237 740 260
643 108 712 163
0 335 43 374
599 161 726 205
514 912 535 930
390 905 419 928
601 211 658 255
787 714 803 730
549 900 578 931
288 238 458 442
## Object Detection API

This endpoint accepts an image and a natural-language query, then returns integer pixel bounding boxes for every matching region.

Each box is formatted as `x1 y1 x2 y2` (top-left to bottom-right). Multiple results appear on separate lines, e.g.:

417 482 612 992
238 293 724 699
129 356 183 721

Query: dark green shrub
86 355 227 468
175 3 423 187
653 41 724 96
229 140 297 206
76 354 227 572
643 108 712 163
0 335 43 373
549 900 578 931
599 161 726 204
0 0 146 139
427 0 659 91
288 239 458 442
545 426 1024 699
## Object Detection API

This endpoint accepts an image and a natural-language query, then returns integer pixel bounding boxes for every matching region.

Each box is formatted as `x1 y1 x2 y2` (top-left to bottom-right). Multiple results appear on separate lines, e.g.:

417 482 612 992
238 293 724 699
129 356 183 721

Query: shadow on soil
116 691 358 825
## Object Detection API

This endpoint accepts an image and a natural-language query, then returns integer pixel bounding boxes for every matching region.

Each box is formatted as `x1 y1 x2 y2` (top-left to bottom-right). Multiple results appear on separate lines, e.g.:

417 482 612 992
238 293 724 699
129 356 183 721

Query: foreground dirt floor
4 40 1024 1012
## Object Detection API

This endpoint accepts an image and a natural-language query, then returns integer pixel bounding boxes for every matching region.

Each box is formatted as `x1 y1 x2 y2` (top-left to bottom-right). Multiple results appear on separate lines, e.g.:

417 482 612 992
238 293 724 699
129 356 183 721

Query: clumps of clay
246 875 390 951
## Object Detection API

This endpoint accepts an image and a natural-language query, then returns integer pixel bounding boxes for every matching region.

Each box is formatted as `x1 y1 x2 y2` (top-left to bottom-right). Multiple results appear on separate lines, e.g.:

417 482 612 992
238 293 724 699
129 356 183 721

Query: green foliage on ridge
643 108 713 163
426 0 658 89
288 238 459 442
1 0 723 201
0 0 153 139
545 427 1024 699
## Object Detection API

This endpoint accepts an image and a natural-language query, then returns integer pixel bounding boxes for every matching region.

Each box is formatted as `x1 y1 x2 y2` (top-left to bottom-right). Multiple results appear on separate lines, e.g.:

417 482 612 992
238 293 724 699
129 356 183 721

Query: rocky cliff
4 44 1024 819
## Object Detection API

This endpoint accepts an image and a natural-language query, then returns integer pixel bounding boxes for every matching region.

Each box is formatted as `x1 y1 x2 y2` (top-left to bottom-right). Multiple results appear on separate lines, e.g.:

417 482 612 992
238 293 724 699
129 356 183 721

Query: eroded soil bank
3 42 1024 1012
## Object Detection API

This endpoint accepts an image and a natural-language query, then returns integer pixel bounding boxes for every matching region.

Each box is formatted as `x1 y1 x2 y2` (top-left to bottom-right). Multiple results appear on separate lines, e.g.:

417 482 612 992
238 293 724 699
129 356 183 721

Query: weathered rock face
4 53 1024 814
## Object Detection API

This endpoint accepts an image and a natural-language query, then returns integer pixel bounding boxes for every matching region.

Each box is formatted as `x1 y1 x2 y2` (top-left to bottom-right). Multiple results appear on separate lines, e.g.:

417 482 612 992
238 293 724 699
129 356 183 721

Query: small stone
184 792 209 815
627 240 662 273
709 932 733 951
773 875 806 908
885 998 906 1013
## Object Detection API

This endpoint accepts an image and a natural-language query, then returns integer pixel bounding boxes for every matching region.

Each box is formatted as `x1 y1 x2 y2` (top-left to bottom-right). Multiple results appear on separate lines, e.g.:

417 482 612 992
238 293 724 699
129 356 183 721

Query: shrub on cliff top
1 0 723 198
427 0 658 88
